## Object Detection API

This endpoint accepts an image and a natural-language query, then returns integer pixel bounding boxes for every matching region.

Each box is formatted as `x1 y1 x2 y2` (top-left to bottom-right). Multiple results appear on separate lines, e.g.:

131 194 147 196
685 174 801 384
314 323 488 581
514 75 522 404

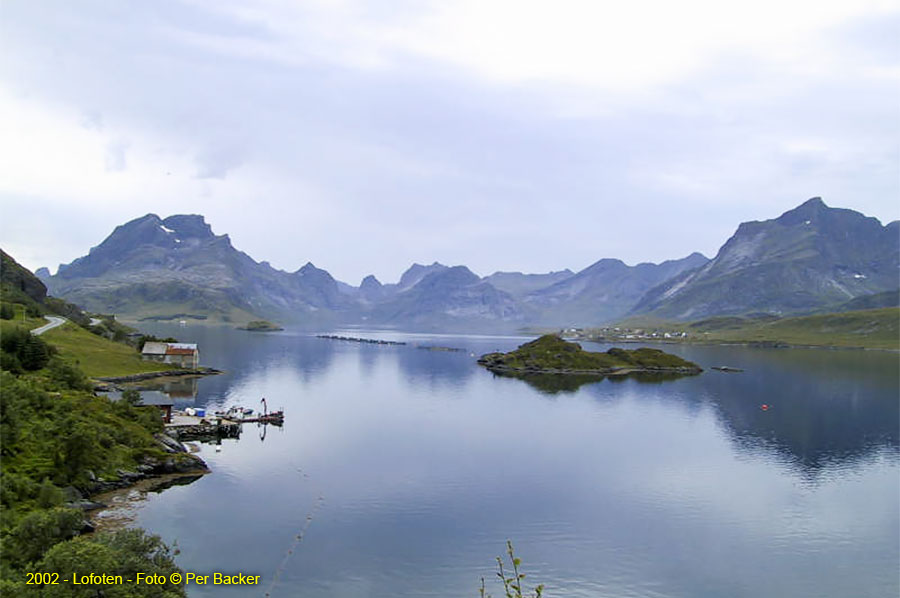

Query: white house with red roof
141 342 199 369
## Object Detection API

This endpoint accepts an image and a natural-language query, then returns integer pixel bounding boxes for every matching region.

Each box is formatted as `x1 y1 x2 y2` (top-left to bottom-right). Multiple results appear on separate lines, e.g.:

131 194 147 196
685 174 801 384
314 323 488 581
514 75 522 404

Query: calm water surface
119 326 899 598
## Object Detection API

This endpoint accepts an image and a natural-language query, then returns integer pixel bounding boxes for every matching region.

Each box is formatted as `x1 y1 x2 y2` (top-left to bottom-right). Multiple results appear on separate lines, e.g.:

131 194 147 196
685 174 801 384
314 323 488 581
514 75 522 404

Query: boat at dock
213 399 284 425
166 413 242 441
214 405 255 419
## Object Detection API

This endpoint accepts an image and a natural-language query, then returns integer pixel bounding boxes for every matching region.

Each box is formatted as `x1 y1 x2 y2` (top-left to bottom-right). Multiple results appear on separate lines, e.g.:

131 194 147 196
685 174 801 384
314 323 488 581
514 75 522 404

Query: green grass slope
705 308 899 349
617 307 898 350
41 322 173 378
0 306 46 333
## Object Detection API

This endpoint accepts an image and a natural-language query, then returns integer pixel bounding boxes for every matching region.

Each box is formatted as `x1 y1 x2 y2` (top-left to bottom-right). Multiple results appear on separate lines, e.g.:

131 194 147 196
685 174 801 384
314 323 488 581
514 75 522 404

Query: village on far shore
558 326 689 342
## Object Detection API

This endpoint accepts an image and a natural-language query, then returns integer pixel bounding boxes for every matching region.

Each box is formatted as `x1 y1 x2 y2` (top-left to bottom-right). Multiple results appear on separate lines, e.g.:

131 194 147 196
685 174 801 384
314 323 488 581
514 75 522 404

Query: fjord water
127 326 898 598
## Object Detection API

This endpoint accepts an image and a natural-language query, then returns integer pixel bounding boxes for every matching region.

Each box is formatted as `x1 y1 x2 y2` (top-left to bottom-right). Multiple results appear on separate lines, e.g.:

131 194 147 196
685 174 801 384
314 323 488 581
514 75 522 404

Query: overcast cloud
1 0 897 284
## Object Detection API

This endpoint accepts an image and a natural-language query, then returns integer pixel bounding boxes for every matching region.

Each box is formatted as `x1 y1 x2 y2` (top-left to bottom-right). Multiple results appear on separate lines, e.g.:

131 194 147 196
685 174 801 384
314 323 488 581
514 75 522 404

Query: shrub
0 328 52 371
0 351 23 374
122 389 142 406
36 479 65 508
480 541 544 598
47 358 92 391
0 326 28 353
37 529 186 597
20 335 51 370
3 507 86 568
0 303 14 320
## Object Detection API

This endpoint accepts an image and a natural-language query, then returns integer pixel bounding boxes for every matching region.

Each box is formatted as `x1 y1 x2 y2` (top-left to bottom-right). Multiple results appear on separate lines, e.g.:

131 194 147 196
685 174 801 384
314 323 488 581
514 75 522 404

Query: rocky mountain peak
397 262 448 289
422 265 480 288
56 214 169 278
295 262 335 283
582 258 627 273
800 196 825 209
161 214 214 239
358 274 385 302
774 196 830 226
361 274 382 289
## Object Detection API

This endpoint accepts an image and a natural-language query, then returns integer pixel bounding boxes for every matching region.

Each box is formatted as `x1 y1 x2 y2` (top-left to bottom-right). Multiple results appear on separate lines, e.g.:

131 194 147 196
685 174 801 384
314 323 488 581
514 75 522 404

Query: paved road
31 315 67 336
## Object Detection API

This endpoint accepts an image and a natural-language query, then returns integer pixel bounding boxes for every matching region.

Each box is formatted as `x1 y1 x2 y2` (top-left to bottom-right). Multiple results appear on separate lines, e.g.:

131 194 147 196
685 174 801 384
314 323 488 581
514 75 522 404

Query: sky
1 0 898 285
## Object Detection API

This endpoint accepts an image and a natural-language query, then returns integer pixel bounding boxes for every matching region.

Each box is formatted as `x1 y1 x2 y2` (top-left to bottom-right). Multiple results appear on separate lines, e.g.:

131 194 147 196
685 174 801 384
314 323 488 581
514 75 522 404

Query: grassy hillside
618 308 899 350
835 290 899 312
0 305 46 333
703 308 899 349
2 306 176 378
115 298 260 325
41 322 173 378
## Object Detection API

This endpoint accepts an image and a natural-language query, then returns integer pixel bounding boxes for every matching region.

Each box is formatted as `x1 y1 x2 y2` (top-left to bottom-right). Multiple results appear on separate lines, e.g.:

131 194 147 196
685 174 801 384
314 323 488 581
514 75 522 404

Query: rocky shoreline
564 336 897 352
64 432 209 526
87 472 208 533
94 367 223 388
480 363 703 376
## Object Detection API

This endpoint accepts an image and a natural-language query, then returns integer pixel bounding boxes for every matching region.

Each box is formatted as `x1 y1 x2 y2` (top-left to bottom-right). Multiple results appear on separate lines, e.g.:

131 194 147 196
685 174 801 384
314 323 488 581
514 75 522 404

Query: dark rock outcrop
1 249 48 303
84 434 207 494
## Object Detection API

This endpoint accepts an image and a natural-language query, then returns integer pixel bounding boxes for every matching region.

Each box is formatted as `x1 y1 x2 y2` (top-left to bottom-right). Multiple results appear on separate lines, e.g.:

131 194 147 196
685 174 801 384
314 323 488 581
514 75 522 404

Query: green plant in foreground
480 541 544 598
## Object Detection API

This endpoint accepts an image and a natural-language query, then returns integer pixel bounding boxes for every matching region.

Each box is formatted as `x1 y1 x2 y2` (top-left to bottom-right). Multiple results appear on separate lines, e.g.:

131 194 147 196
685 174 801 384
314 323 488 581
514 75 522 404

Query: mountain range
632 198 899 319
33 198 899 330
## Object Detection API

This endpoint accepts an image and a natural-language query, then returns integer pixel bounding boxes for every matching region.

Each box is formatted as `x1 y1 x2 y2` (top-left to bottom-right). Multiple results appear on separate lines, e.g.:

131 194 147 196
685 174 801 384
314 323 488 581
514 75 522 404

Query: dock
165 414 242 441
165 410 284 441
231 414 284 424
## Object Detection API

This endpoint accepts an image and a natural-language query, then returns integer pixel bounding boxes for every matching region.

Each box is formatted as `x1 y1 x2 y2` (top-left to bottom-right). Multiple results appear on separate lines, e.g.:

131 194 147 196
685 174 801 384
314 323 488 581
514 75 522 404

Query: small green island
237 320 284 331
478 334 703 377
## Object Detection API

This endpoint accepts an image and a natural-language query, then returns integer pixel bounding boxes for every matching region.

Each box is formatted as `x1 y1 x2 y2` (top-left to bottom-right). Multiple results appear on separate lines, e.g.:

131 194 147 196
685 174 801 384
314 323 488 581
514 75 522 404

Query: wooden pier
165 414 242 441
164 410 284 441
227 413 284 425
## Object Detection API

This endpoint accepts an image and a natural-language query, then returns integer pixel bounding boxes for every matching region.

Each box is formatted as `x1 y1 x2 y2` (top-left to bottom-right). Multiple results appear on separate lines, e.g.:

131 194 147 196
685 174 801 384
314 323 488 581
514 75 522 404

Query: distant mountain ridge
39 198 900 329
483 269 574 297
523 253 709 325
632 198 899 319
368 265 524 329
44 214 356 324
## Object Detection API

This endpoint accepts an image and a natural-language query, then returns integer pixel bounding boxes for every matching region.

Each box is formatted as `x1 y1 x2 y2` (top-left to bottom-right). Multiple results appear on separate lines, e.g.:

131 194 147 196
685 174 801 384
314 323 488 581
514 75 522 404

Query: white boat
214 406 254 420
